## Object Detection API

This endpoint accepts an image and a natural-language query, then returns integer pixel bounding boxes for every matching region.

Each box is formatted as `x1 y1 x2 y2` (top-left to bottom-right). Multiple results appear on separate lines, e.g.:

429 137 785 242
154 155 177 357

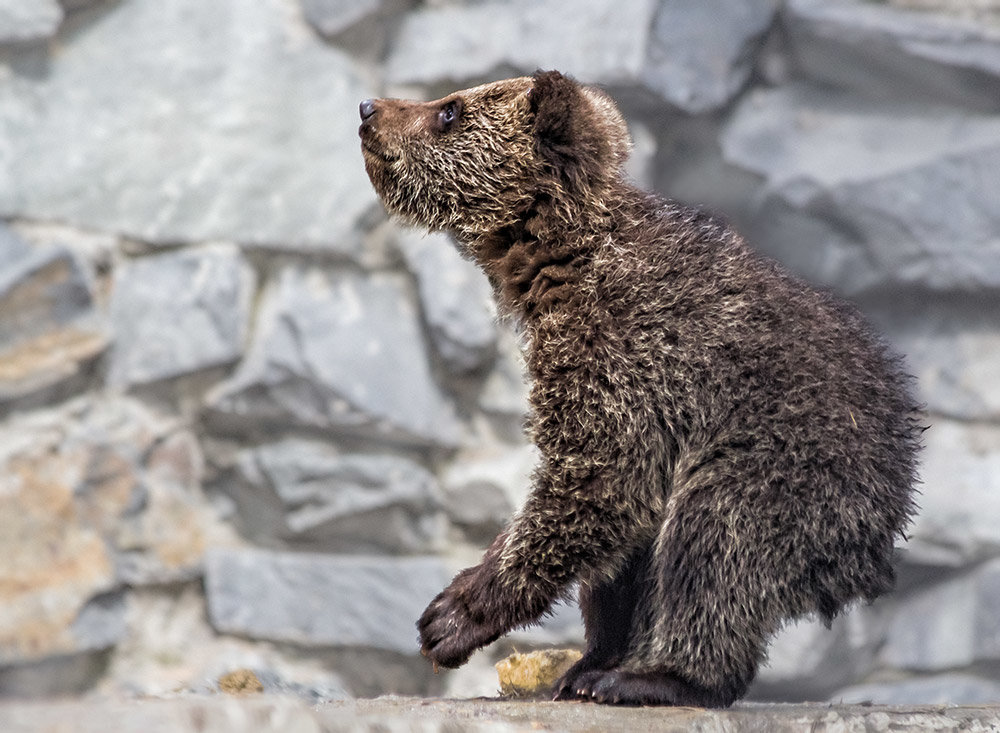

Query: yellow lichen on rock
218 668 263 695
495 649 583 698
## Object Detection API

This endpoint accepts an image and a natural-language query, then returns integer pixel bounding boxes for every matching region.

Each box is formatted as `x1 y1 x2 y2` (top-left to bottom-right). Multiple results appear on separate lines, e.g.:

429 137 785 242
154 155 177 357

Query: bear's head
359 71 632 240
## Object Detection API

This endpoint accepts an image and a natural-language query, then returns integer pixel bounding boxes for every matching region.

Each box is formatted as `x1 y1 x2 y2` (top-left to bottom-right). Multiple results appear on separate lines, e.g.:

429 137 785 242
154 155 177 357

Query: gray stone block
58 0 103 10
642 0 779 113
109 245 255 387
441 444 536 540
236 438 446 553
721 84 1000 294
0 652 114 699
112 428 211 587
0 0 62 42
387 0 778 113
386 0 658 87
750 610 880 701
907 419 1000 564
300 0 383 37
785 0 1000 112
0 224 30 269
0 227 106 403
0 397 208 665
70 591 127 653
207 267 463 448
0 0 375 253
868 297 1000 422
204 548 450 653
396 231 497 375
832 673 1000 705
881 557 1000 670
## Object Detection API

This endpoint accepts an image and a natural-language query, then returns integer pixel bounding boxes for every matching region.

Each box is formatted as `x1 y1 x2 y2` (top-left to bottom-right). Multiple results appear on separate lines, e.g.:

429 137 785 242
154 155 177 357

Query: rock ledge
1 696 998 733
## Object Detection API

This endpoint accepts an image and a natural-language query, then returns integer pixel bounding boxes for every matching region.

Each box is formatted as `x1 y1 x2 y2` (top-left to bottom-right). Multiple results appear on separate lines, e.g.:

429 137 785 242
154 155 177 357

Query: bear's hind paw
552 653 612 701
568 668 731 708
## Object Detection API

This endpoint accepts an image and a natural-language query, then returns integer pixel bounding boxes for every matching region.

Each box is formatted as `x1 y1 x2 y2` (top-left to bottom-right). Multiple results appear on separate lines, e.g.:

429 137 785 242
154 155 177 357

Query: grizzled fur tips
359 70 923 708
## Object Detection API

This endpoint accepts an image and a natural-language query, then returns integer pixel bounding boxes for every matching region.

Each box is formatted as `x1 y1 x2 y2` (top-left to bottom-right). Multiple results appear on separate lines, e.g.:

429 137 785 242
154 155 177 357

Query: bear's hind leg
569 483 781 707
552 545 651 701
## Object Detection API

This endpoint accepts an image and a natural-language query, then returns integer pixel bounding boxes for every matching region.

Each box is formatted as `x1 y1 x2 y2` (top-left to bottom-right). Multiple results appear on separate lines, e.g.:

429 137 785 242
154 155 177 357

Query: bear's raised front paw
417 581 502 669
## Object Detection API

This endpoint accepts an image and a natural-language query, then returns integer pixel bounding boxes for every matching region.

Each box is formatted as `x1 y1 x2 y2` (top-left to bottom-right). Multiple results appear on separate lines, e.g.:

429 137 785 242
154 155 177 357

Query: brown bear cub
359 71 922 707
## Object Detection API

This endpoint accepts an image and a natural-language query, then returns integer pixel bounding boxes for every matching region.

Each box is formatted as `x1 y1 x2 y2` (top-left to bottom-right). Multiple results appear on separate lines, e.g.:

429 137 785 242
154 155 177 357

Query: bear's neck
465 195 611 320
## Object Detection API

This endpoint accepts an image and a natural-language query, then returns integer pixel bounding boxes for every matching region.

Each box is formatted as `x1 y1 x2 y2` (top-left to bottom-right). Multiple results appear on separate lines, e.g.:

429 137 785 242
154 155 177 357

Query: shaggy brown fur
359 71 922 708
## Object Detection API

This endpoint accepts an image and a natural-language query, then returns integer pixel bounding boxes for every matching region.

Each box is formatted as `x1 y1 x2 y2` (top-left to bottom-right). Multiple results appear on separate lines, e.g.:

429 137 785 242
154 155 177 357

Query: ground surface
2 695 999 732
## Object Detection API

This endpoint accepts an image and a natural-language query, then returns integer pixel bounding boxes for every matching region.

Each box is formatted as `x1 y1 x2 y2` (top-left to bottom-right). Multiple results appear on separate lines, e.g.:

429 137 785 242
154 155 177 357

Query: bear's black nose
359 99 376 121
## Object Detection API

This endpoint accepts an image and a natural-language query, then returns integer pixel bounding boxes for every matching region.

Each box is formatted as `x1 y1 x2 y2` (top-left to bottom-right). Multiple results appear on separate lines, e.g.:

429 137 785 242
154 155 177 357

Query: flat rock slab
203 549 450 654
0 0 375 253
1 697 999 732
206 267 463 447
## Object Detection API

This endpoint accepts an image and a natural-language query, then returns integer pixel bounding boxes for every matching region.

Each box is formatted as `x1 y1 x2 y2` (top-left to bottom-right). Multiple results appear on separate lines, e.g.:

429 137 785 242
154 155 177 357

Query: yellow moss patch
218 668 264 695
495 649 583 698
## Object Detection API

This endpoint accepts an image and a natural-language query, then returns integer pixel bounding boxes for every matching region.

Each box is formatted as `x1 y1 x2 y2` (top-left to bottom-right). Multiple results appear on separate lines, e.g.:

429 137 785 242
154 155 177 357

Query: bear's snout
359 99 376 121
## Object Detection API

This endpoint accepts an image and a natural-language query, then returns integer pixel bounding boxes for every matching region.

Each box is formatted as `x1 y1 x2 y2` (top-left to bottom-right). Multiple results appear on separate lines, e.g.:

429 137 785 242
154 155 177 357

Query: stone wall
0 0 998 705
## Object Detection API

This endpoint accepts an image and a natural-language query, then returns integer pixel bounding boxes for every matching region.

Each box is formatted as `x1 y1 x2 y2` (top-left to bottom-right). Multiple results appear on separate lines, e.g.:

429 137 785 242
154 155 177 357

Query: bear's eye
436 100 462 133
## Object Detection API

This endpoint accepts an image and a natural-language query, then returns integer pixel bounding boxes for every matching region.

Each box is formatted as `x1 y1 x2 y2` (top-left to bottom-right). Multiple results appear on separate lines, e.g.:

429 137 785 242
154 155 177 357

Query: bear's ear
529 70 611 194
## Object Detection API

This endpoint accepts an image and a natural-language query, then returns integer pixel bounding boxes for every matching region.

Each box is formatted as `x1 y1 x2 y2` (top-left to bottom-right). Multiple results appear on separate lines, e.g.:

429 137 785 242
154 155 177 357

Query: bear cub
359 71 922 707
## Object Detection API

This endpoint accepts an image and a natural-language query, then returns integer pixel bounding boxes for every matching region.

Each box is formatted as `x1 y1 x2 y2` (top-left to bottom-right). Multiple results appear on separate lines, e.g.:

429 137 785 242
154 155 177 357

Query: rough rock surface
0 0 62 43
0 397 208 663
234 438 445 553
387 0 780 113
867 296 1000 421
0 0 375 253
204 548 451 653
395 231 497 375
642 0 779 113
0 227 106 404
785 0 1000 111
440 444 536 542
109 245 254 387
207 267 462 447
386 0 657 87
880 557 1000 671
750 611 878 701
300 0 383 37
2 697 998 733
834 673 1000 706
908 420 1000 564
721 85 1000 294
